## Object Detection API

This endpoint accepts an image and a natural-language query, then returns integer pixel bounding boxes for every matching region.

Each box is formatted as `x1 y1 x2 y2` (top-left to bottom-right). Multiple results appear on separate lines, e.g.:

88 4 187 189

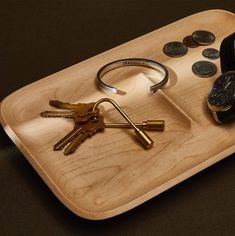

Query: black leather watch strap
220 32 235 73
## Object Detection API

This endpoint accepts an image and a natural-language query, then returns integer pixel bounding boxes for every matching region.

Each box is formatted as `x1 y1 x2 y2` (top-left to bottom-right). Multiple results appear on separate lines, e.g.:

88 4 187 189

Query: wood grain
0 10 235 220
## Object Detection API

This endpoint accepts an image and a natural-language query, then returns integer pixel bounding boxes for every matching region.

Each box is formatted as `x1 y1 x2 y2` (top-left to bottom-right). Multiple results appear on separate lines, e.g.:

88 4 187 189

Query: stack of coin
163 30 216 57
191 30 215 46
190 31 218 78
163 30 220 78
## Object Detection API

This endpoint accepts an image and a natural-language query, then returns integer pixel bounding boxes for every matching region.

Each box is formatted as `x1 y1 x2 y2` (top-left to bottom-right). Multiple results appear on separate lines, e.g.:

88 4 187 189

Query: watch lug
212 111 222 124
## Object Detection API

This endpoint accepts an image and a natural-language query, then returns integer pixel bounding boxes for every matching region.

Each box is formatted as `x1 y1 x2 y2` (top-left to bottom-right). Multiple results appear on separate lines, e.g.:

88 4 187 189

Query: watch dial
208 71 235 109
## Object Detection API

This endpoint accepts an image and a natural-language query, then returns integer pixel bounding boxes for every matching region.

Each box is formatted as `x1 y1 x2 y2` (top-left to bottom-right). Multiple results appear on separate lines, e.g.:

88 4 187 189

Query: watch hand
224 81 231 90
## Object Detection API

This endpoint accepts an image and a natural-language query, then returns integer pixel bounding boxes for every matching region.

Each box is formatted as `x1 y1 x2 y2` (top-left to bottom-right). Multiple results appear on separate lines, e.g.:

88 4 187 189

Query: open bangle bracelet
96 58 169 93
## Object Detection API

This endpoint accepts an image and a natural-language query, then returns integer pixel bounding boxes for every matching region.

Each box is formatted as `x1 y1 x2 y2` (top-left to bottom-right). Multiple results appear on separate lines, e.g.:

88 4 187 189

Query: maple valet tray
1 10 235 220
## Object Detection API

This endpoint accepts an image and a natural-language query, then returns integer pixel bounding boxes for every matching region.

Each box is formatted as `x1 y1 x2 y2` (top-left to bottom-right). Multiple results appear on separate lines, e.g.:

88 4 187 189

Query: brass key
64 115 105 155
41 110 75 119
41 100 100 153
52 112 101 151
49 100 96 117
54 125 82 151
41 100 99 123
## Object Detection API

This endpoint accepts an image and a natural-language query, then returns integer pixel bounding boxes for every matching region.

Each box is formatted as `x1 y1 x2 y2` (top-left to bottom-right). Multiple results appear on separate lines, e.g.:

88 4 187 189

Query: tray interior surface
1 10 235 219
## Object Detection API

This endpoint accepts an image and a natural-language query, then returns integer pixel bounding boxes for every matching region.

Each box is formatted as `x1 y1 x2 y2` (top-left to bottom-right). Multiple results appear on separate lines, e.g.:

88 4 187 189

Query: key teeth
63 127 104 155
40 111 74 119
64 148 75 156
40 112 60 118
41 111 60 118
54 145 62 151
60 126 104 155
40 112 56 118
64 142 81 155
40 112 47 117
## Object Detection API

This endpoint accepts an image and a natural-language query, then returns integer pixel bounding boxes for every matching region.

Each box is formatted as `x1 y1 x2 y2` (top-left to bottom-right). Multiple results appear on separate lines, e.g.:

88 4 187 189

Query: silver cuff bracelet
96 58 169 94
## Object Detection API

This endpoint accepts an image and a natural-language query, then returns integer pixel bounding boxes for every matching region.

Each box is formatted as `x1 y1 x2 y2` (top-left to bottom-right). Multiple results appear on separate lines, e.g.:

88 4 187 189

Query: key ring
93 98 154 149
96 58 169 94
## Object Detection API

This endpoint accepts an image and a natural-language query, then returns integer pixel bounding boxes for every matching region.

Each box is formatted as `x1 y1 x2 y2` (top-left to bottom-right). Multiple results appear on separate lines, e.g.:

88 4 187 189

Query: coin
163 41 188 57
192 30 215 45
192 60 217 78
183 35 199 48
202 48 220 60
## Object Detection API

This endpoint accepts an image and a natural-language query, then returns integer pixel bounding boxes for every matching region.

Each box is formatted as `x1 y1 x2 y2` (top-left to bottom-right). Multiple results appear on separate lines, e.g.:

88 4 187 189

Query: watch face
208 71 235 111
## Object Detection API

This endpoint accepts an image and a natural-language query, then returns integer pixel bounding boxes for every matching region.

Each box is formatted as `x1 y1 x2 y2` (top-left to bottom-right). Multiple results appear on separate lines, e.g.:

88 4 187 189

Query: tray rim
0 9 235 220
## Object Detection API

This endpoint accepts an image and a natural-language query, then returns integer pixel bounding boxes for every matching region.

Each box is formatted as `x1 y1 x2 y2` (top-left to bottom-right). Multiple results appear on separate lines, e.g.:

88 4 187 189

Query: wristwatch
207 71 235 123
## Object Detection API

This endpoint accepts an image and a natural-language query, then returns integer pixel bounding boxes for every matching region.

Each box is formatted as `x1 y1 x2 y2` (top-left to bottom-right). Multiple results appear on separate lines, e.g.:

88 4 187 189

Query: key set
41 98 165 155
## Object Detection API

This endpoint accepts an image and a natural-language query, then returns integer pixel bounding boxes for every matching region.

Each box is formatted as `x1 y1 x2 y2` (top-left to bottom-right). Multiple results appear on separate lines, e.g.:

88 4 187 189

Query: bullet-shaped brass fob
135 129 153 149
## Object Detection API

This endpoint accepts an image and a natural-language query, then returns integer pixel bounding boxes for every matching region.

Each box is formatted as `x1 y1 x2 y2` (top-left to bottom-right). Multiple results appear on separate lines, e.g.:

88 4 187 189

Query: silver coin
192 60 217 78
192 30 215 45
202 48 220 60
163 41 188 57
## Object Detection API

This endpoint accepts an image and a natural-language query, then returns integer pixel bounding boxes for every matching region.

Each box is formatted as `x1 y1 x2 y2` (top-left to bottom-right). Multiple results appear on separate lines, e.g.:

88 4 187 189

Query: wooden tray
1 10 235 220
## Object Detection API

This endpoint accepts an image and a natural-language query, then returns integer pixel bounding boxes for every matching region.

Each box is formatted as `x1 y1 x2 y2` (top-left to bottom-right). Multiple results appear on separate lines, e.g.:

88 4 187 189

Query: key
41 100 99 123
53 110 101 151
41 100 101 153
54 125 82 151
49 100 96 117
64 115 105 155
41 110 75 119
41 109 99 124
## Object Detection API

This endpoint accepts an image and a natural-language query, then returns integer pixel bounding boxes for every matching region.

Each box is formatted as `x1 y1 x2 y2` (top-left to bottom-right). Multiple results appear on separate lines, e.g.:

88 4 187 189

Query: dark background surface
0 1 235 235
